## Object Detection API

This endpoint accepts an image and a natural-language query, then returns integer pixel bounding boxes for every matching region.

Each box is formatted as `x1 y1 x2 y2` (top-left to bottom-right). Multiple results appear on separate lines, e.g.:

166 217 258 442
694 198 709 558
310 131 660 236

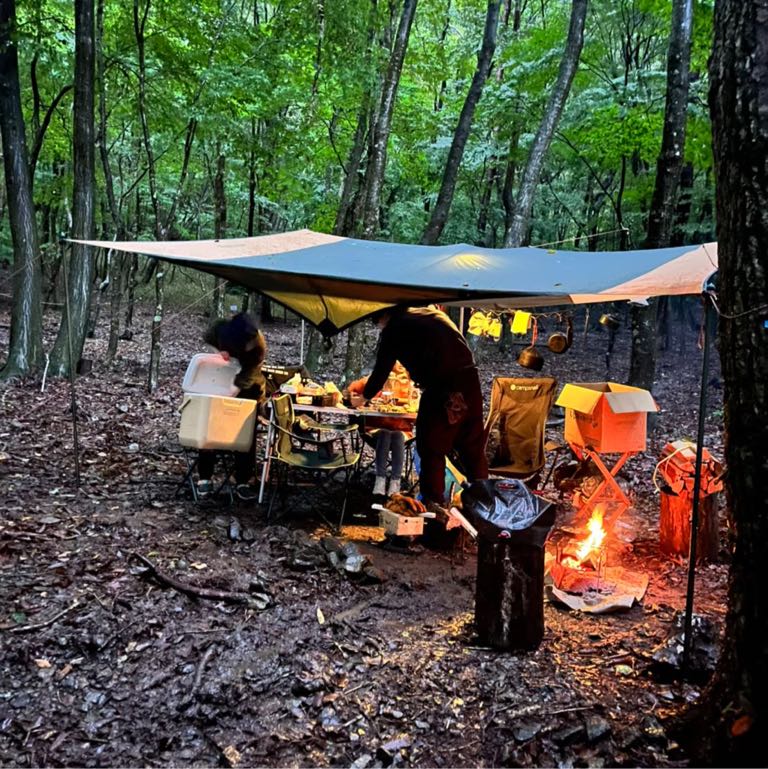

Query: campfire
546 507 648 614
561 504 607 570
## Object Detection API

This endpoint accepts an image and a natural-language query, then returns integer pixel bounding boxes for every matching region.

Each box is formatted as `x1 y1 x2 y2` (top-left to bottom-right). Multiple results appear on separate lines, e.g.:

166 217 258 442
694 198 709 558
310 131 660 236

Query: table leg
258 417 275 504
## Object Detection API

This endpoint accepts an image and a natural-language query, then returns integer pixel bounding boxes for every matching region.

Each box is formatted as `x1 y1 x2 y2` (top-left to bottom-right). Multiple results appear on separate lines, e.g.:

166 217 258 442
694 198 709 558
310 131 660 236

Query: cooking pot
517 345 544 371
599 313 621 330
547 317 573 354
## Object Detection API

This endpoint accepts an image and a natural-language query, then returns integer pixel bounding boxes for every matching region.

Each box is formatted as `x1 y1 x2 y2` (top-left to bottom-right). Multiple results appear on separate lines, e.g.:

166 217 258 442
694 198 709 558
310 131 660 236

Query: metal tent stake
682 294 712 670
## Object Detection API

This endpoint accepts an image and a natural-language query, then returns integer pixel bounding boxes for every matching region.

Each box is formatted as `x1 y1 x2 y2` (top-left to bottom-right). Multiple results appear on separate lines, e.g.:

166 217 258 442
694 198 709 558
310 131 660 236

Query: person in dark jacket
197 312 267 499
358 306 488 511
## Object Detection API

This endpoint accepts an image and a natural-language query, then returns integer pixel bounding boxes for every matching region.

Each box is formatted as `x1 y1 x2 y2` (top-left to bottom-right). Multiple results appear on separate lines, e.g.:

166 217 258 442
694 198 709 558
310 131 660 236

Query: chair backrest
484 376 557 476
271 394 296 459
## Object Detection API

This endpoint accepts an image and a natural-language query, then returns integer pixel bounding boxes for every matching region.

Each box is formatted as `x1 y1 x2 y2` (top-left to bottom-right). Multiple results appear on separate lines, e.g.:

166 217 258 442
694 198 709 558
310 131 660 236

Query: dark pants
415 368 488 503
198 446 255 485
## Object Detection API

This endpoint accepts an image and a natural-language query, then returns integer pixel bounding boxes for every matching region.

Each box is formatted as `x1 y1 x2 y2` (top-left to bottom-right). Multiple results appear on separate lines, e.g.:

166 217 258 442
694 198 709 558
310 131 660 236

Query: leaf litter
0 302 728 767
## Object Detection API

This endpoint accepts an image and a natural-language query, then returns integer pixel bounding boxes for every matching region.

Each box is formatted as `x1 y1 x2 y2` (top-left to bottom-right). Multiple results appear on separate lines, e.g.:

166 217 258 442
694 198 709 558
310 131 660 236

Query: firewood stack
657 440 724 561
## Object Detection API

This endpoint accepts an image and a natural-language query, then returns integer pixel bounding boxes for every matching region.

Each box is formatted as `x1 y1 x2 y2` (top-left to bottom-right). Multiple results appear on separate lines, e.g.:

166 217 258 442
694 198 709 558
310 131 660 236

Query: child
347 362 415 498
197 312 267 500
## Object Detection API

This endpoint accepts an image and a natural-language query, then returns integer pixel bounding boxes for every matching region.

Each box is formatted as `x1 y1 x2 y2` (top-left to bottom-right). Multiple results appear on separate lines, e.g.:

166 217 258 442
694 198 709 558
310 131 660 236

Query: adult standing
353 306 488 511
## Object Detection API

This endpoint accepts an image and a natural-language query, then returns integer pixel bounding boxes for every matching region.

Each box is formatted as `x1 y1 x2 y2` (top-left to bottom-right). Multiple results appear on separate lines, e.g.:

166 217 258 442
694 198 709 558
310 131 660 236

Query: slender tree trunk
679 2 768 764
212 144 226 318
48 0 96 377
503 0 587 247
96 0 129 363
629 0 693 391
334 105 369 236
0 0 43 377
360 0 418 239
421 0 501 245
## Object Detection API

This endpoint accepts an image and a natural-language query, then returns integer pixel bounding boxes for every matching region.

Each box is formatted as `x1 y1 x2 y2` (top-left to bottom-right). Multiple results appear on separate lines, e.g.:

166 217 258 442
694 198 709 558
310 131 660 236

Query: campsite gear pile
657 440 723 561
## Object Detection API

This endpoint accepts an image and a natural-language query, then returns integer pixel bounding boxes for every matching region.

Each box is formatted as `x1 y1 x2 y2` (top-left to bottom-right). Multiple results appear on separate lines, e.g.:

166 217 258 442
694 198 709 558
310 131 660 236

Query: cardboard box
378 508 424 537
556 382 658 453
178 394 256 451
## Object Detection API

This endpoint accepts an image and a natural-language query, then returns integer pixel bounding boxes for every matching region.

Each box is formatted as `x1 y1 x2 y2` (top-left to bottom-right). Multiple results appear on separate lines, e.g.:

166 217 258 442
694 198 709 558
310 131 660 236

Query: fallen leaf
190 562 208 570
317 607 326 625
222 745 241 766
731 714 753 737
34 659 52 669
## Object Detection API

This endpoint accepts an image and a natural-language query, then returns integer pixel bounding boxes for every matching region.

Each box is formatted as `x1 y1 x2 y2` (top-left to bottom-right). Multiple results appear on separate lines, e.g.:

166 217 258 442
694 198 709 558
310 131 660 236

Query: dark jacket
204 313 267 399
363 307 476 400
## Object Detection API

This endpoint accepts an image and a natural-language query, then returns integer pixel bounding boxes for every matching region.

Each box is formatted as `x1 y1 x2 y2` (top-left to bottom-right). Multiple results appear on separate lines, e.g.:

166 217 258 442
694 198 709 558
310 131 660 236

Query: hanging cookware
517 316 544 370
547 316 573 354
517 345 544 370
599 313 621 331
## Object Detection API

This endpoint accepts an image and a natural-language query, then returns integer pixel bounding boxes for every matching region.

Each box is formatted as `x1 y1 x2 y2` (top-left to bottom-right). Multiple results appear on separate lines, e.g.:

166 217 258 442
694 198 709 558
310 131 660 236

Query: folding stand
568 443 633 530
176 449 235 504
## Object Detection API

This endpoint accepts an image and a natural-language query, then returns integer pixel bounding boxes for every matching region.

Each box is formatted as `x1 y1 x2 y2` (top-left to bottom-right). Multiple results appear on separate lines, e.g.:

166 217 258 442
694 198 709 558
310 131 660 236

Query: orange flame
563 505 606 569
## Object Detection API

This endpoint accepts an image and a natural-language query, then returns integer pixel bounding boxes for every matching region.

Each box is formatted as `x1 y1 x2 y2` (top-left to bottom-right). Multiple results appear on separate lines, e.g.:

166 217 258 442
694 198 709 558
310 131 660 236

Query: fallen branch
8 600 82 634
179 643 218 709
131 552 269 609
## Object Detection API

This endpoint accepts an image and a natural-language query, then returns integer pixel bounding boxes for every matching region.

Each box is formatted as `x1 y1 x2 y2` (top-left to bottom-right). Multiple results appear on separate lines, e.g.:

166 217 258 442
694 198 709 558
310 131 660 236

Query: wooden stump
475 539 546 651
659 491 720 562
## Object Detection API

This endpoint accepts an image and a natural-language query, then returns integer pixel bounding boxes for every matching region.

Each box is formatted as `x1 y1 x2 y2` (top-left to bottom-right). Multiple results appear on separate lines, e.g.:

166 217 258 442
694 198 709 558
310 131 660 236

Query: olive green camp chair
264 394 360 530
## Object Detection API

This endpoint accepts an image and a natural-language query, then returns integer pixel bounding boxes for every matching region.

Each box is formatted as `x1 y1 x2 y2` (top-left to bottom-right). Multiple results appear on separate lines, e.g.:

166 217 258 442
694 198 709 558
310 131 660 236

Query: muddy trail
0 301 727 767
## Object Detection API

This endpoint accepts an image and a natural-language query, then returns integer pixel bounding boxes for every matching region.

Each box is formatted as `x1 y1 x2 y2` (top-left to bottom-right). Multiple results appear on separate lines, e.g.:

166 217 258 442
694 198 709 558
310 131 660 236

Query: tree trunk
48 0 96 377
420 0 501 245
333 104 369 236
0 0 44 378
680 1 768 763
212 144 227 318
503 0 587 247
342 325 366 385
629 0 693 391
360 0 418 239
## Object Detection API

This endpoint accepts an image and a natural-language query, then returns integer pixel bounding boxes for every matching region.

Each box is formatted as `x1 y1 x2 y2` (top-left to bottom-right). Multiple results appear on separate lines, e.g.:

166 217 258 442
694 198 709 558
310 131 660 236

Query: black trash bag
461 478 555 543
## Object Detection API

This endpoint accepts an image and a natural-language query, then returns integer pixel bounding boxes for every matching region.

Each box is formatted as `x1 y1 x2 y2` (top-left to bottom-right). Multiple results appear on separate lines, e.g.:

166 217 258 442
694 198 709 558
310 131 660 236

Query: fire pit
545 506 648 614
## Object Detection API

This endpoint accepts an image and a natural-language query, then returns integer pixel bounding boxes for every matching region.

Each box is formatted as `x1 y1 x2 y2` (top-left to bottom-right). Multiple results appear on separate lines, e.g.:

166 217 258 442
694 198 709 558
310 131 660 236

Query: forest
1 0 767 767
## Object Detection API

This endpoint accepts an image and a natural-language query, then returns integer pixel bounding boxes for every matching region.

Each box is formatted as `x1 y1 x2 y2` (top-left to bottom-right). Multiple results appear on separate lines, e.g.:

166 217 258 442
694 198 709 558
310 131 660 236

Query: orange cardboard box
556 382 658 453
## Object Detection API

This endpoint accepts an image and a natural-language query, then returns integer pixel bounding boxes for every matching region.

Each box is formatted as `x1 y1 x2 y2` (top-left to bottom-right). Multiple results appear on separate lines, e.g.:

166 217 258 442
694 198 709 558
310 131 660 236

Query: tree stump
474 538 546 651
659 491 719 562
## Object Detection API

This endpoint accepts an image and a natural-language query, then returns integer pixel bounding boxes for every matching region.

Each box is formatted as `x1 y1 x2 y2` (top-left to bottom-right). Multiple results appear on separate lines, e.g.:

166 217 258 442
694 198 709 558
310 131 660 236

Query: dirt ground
0 298 728 767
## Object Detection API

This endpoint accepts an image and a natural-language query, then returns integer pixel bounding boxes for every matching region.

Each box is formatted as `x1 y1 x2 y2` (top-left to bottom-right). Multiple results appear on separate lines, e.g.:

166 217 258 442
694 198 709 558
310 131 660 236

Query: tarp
75 230 718 335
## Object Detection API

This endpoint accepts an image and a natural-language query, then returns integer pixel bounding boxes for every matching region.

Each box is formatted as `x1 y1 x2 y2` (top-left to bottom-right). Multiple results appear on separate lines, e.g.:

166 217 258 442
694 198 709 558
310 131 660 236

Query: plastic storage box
178 394 256 450
178 353 256 451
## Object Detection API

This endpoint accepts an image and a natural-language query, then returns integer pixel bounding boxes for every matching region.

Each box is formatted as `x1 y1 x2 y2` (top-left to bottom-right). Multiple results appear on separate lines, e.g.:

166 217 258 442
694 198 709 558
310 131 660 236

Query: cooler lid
182 353 241 395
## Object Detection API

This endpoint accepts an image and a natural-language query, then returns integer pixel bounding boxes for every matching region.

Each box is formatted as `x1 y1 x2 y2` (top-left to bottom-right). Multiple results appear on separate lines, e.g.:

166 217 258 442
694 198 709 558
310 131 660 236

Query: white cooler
178 353 256 451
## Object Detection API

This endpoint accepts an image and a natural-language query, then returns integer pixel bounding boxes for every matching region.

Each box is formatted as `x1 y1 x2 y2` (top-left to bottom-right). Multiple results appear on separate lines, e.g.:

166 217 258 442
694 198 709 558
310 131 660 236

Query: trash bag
462 478 555 543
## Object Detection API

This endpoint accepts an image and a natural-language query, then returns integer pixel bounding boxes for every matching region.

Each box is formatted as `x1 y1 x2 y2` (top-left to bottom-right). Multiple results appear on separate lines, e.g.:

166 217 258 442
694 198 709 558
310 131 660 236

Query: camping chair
264 394 360 530
483 376 558 487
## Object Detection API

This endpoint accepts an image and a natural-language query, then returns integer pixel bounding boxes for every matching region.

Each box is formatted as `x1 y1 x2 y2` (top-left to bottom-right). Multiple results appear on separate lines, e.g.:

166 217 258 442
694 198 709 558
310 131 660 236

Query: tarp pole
459 307 465 335
300 320 305 365
682 293 712 670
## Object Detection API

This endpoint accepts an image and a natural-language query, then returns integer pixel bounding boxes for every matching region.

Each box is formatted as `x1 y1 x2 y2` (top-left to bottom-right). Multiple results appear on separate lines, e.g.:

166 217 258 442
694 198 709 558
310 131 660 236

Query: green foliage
8 0 715 268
